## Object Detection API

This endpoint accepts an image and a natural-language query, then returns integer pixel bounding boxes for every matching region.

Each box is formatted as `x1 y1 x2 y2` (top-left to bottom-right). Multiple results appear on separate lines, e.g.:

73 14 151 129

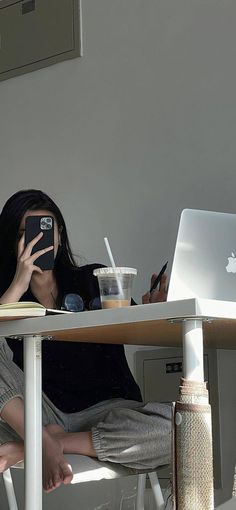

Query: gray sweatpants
0 338 171 470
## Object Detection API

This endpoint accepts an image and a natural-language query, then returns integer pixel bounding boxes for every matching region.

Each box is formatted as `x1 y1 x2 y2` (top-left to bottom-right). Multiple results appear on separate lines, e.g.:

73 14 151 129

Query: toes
52 473 62 489
43 470 63 493
43 469 72 492
44 485 54 493
43 470 53 492
61 463 73 485
43 482 49 492
43 478 54 493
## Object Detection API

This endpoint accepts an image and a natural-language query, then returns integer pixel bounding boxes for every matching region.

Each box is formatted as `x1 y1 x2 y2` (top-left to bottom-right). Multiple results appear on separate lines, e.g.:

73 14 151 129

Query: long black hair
0 189 77 294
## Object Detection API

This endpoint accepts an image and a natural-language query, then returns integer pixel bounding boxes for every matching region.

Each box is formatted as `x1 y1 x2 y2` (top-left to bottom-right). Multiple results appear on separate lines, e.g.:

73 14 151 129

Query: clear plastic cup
93 267 137 309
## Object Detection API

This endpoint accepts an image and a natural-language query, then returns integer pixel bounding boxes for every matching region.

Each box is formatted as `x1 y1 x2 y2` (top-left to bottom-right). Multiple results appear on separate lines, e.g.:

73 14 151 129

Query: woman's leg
43 399 143 460
42 399 131 459
0 396 74 492
46 399 172 471
44 425 96 457
0 397 25 471
0 338 25 470
0 338 73 492
91 401 172 470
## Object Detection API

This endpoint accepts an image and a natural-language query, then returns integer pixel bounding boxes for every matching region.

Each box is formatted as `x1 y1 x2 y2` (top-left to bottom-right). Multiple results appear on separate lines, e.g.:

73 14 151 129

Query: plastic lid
93 267 137 276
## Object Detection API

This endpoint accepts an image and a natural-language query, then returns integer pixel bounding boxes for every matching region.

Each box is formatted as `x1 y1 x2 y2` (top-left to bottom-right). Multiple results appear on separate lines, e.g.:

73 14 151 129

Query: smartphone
149 261 168 293
25 215 54 270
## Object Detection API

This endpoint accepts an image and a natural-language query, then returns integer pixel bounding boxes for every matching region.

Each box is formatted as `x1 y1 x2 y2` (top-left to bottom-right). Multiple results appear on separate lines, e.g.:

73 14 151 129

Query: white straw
104 237 116 268
103 237 123 296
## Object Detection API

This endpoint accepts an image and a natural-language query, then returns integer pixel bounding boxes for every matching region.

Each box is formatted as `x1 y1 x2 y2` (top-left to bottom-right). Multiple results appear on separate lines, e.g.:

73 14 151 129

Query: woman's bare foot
0 441 24 472
42 424 73 493
0 426 73 493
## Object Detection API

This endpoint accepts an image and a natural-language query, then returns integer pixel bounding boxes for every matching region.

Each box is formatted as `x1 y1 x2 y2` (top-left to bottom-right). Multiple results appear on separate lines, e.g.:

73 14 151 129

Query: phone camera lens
40 217 52 230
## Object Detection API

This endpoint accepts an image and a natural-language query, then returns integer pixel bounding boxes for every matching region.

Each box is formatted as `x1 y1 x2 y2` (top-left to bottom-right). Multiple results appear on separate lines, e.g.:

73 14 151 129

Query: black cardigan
6 264 142 413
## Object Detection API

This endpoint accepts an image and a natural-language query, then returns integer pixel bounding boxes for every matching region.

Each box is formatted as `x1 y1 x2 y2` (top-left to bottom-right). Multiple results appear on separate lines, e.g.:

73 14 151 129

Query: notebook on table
0 301 71 321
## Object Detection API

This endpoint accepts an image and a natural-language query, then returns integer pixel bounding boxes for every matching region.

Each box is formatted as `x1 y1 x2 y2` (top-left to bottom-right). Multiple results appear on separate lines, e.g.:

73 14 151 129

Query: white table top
1 298 236 349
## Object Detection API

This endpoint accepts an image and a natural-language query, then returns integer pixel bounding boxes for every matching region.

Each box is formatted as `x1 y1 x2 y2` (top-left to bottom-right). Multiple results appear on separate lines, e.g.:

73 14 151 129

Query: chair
2 455 167 510
2 401 176 509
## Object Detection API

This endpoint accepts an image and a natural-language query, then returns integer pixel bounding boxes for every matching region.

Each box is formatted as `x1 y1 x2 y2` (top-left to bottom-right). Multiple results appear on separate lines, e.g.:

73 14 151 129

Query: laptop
167 208 236 302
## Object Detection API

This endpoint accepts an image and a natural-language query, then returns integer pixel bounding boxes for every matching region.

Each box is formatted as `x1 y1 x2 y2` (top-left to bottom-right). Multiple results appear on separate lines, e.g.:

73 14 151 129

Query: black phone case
25 216 54 270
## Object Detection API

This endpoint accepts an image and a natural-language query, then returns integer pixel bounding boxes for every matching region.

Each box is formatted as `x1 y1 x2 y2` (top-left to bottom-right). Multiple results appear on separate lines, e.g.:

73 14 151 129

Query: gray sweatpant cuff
91 427 106 461
0 390 23 417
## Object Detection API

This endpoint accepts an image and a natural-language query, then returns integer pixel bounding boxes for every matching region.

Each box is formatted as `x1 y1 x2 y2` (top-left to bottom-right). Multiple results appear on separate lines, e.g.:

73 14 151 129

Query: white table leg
174 319 214 510
183 319 204 381
24 335 42 510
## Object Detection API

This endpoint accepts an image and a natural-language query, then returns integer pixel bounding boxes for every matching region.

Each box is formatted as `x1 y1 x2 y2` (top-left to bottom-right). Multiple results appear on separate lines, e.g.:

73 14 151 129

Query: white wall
0 0 236 507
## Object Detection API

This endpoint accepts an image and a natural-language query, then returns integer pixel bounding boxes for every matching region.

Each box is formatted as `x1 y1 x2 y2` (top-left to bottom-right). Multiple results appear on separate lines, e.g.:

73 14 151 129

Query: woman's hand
10 233 53 299
142 273 168 304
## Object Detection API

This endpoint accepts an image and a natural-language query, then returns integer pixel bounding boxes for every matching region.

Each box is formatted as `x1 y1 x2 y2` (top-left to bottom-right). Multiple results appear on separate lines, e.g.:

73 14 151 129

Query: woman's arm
0 233 53 304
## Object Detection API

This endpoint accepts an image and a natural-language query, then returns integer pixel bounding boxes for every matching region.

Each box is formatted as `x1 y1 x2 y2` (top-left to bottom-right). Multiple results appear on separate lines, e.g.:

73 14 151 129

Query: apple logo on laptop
226 252 236 273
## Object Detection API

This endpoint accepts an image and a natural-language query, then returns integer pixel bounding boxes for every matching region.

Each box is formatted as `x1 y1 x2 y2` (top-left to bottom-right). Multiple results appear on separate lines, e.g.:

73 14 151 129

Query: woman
0 189 171 492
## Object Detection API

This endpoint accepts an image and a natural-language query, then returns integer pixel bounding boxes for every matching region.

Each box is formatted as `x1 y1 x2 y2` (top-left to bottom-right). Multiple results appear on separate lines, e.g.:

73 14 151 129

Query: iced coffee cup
93 267 137 309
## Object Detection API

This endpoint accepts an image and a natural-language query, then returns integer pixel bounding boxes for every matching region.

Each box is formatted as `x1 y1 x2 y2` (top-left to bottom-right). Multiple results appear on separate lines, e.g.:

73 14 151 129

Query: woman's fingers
29 264 43 276
23 232 43 258
30 245 54 264
150 273 158 288
142 291 150 304
143 273 168 303
159 273 168 292
154 274 168 302
17 233 25 258
18 232 53 266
